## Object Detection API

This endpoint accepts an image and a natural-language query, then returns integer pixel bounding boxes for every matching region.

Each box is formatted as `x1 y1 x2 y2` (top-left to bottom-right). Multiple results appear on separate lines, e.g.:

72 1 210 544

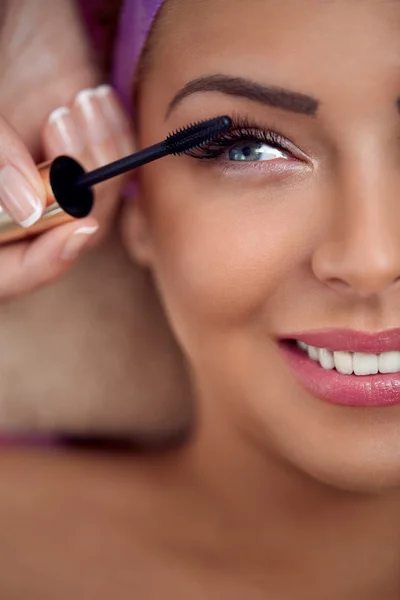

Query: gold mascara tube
0 157 93 244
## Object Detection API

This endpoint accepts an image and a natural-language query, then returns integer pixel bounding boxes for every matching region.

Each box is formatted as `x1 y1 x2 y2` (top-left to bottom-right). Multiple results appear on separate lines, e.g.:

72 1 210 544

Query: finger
0 115 45 227
0 217 99 299
72 86 136 225
94 85 136 158
42 86 136 239
42 105 95 171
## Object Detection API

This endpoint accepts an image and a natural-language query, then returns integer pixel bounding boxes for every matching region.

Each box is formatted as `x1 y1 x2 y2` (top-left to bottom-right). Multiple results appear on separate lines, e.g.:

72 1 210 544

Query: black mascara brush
77 115 232 188
0 115 232 244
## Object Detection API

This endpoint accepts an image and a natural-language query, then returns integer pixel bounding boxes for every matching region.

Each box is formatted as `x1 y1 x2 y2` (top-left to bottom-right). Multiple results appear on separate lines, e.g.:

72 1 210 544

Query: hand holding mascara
0 116 232 244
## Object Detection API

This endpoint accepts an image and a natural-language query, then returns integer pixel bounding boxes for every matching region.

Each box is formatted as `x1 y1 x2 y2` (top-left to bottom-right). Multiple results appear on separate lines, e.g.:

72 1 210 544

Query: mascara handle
0 156 93 244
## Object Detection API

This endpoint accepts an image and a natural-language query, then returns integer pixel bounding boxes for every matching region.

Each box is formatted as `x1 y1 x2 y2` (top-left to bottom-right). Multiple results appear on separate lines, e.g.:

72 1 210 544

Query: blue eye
184 117 295 163
228 141 289 162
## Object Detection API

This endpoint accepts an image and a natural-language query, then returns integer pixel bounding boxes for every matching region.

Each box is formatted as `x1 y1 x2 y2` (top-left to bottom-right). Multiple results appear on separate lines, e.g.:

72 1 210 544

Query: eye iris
229 142 287 162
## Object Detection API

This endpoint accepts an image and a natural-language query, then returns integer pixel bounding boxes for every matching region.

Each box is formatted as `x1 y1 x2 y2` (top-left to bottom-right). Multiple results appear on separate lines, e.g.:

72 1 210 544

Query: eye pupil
230 142 263 161
242 146 252 157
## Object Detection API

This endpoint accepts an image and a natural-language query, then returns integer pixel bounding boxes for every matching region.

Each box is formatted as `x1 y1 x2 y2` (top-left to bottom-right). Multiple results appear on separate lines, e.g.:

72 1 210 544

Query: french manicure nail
61 225 99 262
0 165 42 227
47 106 86 155
94 85 129 133
74 88 109 143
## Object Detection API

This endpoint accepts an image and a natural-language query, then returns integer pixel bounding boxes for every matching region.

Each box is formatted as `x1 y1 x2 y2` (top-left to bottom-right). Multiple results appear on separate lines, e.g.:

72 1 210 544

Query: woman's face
126 0 400 491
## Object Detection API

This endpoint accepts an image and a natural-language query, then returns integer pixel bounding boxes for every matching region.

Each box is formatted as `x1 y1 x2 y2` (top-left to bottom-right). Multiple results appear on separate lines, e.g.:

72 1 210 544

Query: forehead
145 0 400 109
157 0 400 52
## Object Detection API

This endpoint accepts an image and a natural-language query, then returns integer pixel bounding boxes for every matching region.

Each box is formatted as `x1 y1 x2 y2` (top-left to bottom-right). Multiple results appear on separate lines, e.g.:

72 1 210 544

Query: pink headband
112 0 165 109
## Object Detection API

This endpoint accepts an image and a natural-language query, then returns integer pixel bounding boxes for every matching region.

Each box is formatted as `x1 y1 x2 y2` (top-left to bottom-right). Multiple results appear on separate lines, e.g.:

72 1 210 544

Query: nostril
326 278 352 295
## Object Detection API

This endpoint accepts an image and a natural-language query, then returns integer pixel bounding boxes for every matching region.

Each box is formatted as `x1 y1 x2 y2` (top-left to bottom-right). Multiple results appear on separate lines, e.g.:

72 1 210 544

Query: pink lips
279 329 400 407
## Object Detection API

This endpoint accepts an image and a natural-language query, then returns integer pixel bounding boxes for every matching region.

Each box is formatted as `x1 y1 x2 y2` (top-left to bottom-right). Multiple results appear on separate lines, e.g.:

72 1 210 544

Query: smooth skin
131 0 400 493
1 1 400 599
127 0 400 596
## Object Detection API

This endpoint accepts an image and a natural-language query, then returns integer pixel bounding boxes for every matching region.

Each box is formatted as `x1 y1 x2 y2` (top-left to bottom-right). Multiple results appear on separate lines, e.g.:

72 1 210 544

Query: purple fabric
112 0 165 109
79 0 108 57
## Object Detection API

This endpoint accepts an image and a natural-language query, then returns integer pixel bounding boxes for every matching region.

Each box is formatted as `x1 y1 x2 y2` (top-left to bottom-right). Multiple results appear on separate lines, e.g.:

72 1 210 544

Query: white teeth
296 341 400 376
318 348 335 370
333 351 353 375
307 345 319 361
378 351 400 374
353 352 378 376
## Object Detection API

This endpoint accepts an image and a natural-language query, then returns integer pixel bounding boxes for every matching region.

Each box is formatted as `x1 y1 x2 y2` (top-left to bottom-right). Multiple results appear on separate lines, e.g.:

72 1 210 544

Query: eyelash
184 115 295 161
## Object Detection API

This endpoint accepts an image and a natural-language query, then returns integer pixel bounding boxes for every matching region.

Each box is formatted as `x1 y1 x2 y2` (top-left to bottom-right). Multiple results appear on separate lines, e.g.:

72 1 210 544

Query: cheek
140 164 320 347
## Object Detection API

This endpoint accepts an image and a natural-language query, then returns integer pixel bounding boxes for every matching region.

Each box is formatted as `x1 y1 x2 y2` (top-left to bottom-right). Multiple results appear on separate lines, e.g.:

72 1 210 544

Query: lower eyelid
219 158 309 177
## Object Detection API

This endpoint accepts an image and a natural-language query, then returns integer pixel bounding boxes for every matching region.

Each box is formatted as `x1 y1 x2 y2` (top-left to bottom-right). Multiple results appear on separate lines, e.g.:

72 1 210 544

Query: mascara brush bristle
168 120 208 138
171 133 224 157
166 116 232 156
166 116 231 145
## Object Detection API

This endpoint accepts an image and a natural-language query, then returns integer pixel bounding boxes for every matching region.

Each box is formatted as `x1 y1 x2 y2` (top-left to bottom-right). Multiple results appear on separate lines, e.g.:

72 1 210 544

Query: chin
304 460 400 495
282 433 400 494
244 361 400 494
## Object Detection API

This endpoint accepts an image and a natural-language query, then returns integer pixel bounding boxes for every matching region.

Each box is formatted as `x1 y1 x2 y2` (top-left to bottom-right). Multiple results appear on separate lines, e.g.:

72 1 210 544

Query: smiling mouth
279 338 400 407
293 340 400 376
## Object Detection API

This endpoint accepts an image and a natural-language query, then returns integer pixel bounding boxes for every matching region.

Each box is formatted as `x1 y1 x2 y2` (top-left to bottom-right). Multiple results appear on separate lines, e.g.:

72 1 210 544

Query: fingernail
0 165 42 227
47 106 86 155
74 89 109 144
94 85 130 133
61 225 99 262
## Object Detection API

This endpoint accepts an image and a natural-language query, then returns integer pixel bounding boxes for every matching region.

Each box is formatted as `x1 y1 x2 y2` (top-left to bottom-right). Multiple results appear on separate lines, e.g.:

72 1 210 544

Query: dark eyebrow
166 74 319 118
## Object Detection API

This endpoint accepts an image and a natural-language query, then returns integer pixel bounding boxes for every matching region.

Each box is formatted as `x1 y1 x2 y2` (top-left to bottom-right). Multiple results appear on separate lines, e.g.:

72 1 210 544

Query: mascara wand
0 115 232 244
50 115 232 220
77 116 232 189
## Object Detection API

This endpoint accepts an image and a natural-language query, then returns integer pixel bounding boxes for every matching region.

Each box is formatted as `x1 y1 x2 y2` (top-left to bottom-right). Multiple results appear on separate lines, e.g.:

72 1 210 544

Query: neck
163 383 400 599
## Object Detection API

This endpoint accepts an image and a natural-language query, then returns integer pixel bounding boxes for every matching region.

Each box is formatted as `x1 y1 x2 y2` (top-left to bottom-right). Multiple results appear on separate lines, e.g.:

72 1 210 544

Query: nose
312 154 400 299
